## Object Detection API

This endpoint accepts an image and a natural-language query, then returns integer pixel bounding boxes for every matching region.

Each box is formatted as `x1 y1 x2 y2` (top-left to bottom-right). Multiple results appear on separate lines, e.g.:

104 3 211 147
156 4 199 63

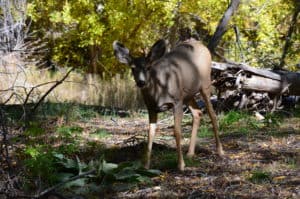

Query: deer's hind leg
200 85 224 156
187 99 202 158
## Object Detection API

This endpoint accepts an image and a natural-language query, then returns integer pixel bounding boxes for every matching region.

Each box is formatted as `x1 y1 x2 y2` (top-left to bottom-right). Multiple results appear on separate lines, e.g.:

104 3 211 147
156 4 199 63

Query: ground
1 108 299 198
78 112 300 198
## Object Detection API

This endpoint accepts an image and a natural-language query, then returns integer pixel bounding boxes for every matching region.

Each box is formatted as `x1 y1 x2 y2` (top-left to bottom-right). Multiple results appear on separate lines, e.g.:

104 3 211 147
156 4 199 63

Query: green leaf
116 161 142 171
76 156 88 175
114 169 140 181
52 152 64 160
136 175 151 183
24 147 40 159
102 160 118 174
59 158 77 169
63 178 87 189
56 172 74 182
137 169 161 177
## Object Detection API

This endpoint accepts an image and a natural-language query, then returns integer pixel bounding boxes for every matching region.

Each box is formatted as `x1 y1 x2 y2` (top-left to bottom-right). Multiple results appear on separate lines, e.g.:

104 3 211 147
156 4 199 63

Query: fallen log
211 61 300 112
236 72 281 93
212 61 300 96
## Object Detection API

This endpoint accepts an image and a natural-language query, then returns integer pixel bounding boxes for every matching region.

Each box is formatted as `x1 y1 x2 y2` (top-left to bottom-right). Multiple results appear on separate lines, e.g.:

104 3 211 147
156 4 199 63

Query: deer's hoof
144 162 150 170
217 147 225 157
186 152 195 158
178 162 185 171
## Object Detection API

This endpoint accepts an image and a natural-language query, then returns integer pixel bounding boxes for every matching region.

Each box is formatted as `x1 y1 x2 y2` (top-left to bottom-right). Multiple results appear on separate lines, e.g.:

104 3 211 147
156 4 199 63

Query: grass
194 110 261 139
91 129 112 139
197 125 213 138
248 170 272 184
151 146 202 170
0 66 145 111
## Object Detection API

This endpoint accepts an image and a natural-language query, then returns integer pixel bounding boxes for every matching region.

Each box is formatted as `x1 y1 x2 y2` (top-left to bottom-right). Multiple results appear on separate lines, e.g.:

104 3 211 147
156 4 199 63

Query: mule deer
113 39 224 171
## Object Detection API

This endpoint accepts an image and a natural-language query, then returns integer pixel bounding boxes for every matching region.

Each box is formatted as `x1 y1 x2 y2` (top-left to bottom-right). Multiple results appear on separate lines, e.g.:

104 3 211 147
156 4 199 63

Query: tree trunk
278 4 300 69
88 45 101 74
208 0 241 53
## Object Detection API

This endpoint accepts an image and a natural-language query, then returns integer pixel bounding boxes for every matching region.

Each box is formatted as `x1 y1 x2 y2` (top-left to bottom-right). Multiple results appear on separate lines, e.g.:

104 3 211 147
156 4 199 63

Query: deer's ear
113 41 132 65
146 39 167 63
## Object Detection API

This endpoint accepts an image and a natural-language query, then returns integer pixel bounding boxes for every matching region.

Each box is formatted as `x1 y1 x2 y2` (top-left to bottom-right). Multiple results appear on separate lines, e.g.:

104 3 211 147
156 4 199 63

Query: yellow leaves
49 11 62 23
47 1 77 25
61 1 75 24
273 175 286 182
27 0 300 74
228 152 247 159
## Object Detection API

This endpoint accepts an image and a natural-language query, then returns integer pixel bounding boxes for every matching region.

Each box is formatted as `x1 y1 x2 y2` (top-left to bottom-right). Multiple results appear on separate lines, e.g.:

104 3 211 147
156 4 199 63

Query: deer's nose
137 80 146 87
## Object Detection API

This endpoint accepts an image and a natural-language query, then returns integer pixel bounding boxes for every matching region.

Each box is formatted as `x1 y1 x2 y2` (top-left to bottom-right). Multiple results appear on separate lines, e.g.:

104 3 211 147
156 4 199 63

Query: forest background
1 0 299 109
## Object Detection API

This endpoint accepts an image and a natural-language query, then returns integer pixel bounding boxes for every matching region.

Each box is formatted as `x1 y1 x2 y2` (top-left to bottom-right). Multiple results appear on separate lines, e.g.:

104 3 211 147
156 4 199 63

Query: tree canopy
26 0 300 77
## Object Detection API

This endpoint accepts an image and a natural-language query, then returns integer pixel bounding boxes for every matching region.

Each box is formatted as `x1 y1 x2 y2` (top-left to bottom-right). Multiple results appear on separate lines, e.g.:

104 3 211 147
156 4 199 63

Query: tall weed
0 65 144 110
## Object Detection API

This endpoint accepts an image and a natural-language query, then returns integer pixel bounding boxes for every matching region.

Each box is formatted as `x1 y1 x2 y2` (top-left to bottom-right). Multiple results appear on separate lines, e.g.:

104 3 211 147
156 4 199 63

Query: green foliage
27 0 299 75
197 124 213 138
184 156 201 167
57 125 83 139
263 113 282 128
56 125 83 154
40 103 98 122
219 110 264 134
284 156 297 169
248 170 271 184
219 110 245 130
152 150 178 170
24 146 58 184
23 145 161 194
91 129 112 139
53 154 161 194
24 122 45 137
27 0 178 75
294 106 300 117
99 161 160 191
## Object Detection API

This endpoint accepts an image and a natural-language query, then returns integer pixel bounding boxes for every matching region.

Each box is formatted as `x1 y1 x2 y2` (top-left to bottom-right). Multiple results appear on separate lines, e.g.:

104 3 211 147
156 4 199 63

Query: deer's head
113 39 167 88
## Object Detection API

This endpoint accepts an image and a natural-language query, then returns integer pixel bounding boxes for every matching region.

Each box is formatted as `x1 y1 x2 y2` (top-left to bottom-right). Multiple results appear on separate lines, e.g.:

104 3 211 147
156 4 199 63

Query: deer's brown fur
113 39 224 171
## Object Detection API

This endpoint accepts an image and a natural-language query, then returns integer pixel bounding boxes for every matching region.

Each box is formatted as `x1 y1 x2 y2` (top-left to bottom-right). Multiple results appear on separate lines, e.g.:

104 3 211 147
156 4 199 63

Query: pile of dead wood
211 62 300 113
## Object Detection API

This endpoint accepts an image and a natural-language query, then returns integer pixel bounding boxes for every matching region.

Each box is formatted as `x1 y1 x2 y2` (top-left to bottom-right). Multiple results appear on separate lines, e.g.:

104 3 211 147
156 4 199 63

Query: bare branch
33 169 96 198
31 68 75 114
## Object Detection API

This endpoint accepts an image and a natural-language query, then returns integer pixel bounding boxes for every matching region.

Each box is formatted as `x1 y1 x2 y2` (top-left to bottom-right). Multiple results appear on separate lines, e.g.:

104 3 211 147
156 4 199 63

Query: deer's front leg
145 111 157 169
173 103 185 171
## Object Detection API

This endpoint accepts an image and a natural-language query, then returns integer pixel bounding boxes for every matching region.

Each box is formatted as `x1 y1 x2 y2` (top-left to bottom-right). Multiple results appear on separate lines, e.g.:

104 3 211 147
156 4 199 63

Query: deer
113 38 224 171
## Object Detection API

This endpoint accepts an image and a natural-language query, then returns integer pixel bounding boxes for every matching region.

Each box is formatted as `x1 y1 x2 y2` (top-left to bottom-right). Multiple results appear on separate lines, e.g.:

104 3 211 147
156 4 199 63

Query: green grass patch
91 129 112 139
38 103 99 122
293 105 300 117
184 156 201 167
151 148 201 170
283 157 298 169
248 170 271 184
57 125 83 137
197 125 213 138
24 122 45 137
219 110 264 135
24 146 59 185
152 150 178 170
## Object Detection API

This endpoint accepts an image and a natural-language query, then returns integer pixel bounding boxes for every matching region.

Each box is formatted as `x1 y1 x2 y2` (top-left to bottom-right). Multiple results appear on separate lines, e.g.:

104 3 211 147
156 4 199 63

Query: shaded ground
77 114 300 198
1 109 299 198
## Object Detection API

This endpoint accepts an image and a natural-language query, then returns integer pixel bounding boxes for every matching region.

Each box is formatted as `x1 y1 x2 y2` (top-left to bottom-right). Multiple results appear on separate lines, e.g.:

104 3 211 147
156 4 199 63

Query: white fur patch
149 123 157 136
138 72 146 82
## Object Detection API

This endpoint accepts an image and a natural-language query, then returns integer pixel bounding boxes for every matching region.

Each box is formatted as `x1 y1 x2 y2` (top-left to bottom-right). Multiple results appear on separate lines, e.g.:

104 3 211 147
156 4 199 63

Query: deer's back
146 40 212 109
